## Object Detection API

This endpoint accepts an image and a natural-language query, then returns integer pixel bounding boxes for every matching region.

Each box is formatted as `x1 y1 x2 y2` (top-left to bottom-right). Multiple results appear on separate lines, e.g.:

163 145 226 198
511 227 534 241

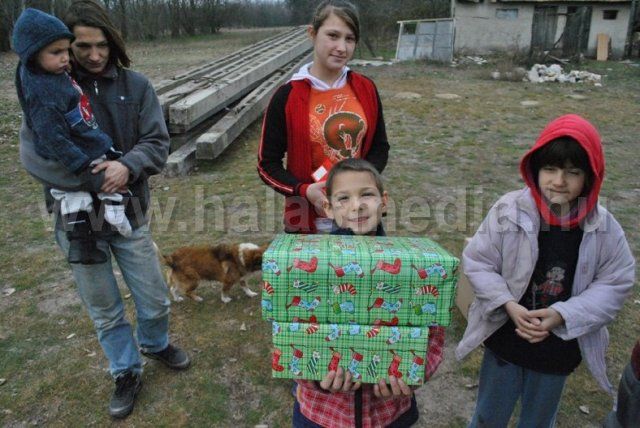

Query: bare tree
0 0 22 51
117 0 127 39
354 0 450 55
1 0 73 52
286 0 316 25
1 0 448 51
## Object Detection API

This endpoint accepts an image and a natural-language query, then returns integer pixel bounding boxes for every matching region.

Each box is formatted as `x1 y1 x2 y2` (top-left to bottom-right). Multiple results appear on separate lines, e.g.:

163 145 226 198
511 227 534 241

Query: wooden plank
164 140 198 177
168 77 266 133
196 52 313 160
168 34 312 132
165 52 312 176
157 29 309 119
168 107 231 152
152 27 304 95
157 55 257 119
597 33 610 61
167 33 310 131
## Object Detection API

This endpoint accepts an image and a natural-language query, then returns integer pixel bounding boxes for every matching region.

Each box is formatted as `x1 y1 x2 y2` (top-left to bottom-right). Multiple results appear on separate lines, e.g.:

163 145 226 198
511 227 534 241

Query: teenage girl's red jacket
257 71 389 233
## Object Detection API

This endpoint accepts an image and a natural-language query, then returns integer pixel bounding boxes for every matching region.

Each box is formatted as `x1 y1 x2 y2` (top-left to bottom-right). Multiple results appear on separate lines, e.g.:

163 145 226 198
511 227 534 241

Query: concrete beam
165 52 311 176
196 52 312 160
163 140 198 177
153 27 303 96
168 34 311 133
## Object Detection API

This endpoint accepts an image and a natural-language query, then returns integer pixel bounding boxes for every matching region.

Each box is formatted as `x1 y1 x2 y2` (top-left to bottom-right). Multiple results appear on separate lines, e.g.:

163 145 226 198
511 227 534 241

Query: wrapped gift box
262 234 459 384
271 321 430 385
262 234 460 326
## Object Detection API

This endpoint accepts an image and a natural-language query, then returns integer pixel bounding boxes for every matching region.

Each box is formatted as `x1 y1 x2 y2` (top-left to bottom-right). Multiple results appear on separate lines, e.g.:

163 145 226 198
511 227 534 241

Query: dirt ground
0 30 639 426
416 342 477 426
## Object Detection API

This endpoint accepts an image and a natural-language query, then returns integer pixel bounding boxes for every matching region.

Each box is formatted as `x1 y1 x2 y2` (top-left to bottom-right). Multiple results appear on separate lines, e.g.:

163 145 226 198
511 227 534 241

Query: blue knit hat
12 8 74 64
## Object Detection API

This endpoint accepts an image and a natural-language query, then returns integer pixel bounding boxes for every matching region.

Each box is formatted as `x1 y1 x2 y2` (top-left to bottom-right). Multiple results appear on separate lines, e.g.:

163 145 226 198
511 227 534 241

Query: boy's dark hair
64 0 131 68
529 137 594 195
311 0 360 43
326 158 384 198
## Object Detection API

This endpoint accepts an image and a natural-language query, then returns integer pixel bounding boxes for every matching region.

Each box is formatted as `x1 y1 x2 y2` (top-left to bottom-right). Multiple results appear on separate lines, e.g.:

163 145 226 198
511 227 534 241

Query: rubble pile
451 56 488 67
526 64 602 84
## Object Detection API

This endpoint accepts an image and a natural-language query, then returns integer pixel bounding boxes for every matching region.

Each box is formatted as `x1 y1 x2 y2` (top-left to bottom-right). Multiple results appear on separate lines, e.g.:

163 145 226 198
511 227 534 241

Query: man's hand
373 376 413 399
319 367 361 393
306 181 328 217
504 300 549 343
92 161 130 193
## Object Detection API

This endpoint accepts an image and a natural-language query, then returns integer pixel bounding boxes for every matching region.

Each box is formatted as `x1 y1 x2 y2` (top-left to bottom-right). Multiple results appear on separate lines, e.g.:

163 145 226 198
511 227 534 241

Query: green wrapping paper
262 234 459 384
261 234 459 326
271 322 430 385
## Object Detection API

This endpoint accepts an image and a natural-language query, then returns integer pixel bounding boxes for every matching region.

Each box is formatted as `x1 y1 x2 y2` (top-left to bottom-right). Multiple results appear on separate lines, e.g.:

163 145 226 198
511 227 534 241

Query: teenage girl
257 0 390 234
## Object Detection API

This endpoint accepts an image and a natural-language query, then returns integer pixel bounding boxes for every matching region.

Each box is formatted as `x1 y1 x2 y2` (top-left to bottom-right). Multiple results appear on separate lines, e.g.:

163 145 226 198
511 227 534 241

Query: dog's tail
153 241 176 268
152 242 177 293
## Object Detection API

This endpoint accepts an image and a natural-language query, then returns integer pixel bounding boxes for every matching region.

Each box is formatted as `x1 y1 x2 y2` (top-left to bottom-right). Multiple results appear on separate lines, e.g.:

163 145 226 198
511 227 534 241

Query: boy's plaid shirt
295 326 445 427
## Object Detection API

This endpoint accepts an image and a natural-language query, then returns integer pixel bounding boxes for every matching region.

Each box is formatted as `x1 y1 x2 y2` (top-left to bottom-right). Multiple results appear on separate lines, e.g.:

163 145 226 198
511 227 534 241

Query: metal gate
395 18 454 62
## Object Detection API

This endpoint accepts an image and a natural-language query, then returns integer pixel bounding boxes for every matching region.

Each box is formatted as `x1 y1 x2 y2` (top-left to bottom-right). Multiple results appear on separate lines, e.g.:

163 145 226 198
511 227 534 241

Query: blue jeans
470 348 567 428
55 224 170 377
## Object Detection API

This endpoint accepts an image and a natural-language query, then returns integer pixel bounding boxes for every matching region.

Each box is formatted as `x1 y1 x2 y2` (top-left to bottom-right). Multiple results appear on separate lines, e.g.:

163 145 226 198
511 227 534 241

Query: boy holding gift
292 158 445 427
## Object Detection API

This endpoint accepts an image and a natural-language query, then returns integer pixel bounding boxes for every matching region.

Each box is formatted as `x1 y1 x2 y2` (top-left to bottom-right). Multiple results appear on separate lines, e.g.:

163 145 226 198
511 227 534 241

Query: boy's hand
373 376 412 399
319 367 361 393
92 161 130 193
504 301 549 342
306 181 328 217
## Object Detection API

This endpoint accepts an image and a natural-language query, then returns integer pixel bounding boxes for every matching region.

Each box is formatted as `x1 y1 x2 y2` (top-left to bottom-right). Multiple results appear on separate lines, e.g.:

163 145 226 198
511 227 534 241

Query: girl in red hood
456 114 635 427
520 113 605 229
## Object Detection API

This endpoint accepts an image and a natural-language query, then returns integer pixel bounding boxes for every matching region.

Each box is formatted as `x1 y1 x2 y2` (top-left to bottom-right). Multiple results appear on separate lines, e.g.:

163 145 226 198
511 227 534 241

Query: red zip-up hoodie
520 114 605 229
257 71 389 233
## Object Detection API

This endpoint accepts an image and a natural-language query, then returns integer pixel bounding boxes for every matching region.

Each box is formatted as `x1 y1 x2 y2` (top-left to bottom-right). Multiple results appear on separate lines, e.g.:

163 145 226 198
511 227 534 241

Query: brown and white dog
160 242 267 303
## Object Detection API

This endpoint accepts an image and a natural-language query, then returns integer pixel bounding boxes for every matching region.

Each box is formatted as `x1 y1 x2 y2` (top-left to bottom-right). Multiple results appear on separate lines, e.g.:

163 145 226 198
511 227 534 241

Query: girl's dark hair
64 0 131 68
529 137 594 195
311 0 360 43
326 158 384 198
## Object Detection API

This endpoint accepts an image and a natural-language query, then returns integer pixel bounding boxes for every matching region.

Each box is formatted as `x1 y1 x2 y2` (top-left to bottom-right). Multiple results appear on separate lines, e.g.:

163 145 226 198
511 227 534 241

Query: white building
454 0 635 59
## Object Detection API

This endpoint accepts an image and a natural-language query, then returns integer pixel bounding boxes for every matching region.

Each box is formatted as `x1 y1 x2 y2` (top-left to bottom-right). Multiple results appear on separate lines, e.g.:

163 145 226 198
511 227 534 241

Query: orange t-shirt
308 84 367 172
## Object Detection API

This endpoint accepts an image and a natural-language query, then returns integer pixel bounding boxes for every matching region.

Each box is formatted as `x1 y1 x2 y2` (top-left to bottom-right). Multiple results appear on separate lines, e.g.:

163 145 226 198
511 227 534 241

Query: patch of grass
458 348 483 379
447 416 471 427
128 27 291 82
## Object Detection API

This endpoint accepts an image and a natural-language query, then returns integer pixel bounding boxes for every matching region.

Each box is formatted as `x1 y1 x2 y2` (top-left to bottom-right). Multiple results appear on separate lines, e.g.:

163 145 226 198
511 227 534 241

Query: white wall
454 2 534 53
454 2 632 58
588 4 631 58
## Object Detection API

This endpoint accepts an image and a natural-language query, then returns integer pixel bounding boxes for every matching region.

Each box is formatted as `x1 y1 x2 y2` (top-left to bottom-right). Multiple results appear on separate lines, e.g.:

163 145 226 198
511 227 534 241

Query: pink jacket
455 188 635 393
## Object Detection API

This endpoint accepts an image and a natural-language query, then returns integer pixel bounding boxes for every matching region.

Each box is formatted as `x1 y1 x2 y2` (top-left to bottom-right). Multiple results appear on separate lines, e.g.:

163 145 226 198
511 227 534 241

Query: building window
496 8 519 20
603 10 618 20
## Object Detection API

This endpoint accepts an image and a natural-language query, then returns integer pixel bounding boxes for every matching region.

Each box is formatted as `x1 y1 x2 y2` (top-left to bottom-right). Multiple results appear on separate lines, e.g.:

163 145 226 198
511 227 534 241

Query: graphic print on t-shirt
70 76 99 129
309 86 367 167
526 263 567 309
